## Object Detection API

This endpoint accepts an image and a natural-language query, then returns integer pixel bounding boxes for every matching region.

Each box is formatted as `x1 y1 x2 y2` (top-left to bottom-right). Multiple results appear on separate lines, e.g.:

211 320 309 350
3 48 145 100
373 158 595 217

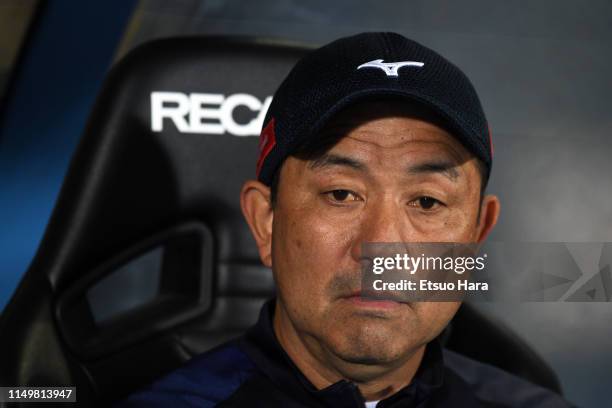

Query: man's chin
323 324 422 367
322 339 424 383
335 351 398 366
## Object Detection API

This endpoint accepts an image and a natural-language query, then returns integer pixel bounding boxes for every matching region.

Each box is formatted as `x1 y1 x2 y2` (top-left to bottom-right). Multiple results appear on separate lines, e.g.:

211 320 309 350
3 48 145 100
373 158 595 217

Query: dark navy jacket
118 301 572 407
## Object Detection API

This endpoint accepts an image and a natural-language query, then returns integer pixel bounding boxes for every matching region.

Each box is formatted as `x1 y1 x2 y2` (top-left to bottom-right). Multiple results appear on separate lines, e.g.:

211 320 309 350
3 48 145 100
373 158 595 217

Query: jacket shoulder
115 340 255 407
443 349 574 408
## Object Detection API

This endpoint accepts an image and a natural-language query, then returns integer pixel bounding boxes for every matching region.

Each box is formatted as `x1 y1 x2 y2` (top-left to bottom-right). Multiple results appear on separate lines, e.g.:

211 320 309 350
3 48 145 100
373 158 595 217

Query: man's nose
351 196 406 262
351 195 409 267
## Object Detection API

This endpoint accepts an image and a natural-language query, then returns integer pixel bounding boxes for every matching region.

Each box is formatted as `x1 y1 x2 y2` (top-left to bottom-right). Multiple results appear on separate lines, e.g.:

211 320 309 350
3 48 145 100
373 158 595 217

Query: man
119 32 571 407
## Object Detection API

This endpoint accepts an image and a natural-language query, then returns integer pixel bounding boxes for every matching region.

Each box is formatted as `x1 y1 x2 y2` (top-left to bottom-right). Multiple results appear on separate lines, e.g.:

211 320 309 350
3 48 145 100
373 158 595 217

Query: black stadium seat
0 36 562 407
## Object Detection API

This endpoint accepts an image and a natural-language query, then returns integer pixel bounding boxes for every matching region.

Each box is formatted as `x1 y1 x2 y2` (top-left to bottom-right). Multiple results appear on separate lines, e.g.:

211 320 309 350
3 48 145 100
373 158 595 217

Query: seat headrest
35 37 308 291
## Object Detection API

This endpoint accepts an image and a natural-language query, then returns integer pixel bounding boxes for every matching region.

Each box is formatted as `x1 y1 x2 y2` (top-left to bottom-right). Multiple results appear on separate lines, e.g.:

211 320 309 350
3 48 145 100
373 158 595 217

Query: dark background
1 1 611 406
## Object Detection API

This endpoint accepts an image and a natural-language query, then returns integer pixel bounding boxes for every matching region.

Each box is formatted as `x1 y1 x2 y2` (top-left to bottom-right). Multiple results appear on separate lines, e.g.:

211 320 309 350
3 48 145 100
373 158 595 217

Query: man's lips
341 291 407 309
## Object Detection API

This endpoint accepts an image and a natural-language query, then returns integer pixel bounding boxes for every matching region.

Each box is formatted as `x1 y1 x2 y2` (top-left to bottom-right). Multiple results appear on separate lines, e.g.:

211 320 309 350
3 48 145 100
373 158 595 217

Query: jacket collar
241 299 445 407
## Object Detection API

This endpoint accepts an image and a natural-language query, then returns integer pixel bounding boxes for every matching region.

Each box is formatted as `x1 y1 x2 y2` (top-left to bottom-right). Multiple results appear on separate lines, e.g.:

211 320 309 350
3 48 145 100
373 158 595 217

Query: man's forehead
327 121 461 151
307 151 463 183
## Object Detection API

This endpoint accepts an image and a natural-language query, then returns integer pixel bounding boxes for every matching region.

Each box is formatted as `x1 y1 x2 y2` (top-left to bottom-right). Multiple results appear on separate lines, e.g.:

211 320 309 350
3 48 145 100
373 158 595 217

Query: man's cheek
292 212 354 250
421 211 477 242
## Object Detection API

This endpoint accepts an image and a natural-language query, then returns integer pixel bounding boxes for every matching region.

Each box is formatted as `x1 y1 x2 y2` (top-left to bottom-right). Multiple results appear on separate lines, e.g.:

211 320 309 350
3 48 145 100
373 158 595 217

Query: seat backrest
0 36 561 407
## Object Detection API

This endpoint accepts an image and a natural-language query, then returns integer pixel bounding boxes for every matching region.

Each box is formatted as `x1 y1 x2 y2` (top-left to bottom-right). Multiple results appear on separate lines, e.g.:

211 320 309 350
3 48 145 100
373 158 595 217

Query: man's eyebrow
308 153 366 171
406 161 460 181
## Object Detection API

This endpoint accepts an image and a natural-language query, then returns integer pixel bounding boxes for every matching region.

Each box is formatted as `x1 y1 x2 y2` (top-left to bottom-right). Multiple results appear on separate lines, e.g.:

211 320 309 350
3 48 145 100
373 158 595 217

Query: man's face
243 100 499 378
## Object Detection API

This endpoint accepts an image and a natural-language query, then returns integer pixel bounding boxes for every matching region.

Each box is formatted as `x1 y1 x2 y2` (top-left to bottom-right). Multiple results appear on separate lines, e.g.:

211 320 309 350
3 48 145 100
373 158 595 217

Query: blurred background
1 1 611 406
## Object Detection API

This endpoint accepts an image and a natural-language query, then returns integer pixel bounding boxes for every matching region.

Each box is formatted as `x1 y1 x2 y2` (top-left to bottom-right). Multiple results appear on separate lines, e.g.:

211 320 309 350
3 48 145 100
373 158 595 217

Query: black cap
256 32 493 185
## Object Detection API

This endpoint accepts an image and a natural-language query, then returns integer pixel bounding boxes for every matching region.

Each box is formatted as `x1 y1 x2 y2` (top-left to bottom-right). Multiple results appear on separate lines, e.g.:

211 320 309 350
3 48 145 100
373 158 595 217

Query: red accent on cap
487 123 494 158
256 118 276 177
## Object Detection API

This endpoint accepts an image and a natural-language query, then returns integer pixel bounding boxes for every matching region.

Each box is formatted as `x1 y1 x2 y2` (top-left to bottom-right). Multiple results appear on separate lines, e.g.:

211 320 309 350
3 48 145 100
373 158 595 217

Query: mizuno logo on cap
357 59 424 77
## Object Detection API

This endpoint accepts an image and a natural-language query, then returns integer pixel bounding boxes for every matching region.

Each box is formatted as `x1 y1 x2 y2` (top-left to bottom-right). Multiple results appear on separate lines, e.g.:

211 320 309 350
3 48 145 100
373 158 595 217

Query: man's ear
476 194 500 243
240 180 274 267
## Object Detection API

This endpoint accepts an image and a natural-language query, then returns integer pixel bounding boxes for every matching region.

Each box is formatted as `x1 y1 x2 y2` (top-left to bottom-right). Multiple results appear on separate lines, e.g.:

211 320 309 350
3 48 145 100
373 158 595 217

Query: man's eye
325 189 359 202
409 196 442 210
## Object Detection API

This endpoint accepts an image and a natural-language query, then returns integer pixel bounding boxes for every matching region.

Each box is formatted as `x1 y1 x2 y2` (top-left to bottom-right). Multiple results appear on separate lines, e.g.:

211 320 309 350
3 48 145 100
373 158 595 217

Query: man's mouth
341 291 407 310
